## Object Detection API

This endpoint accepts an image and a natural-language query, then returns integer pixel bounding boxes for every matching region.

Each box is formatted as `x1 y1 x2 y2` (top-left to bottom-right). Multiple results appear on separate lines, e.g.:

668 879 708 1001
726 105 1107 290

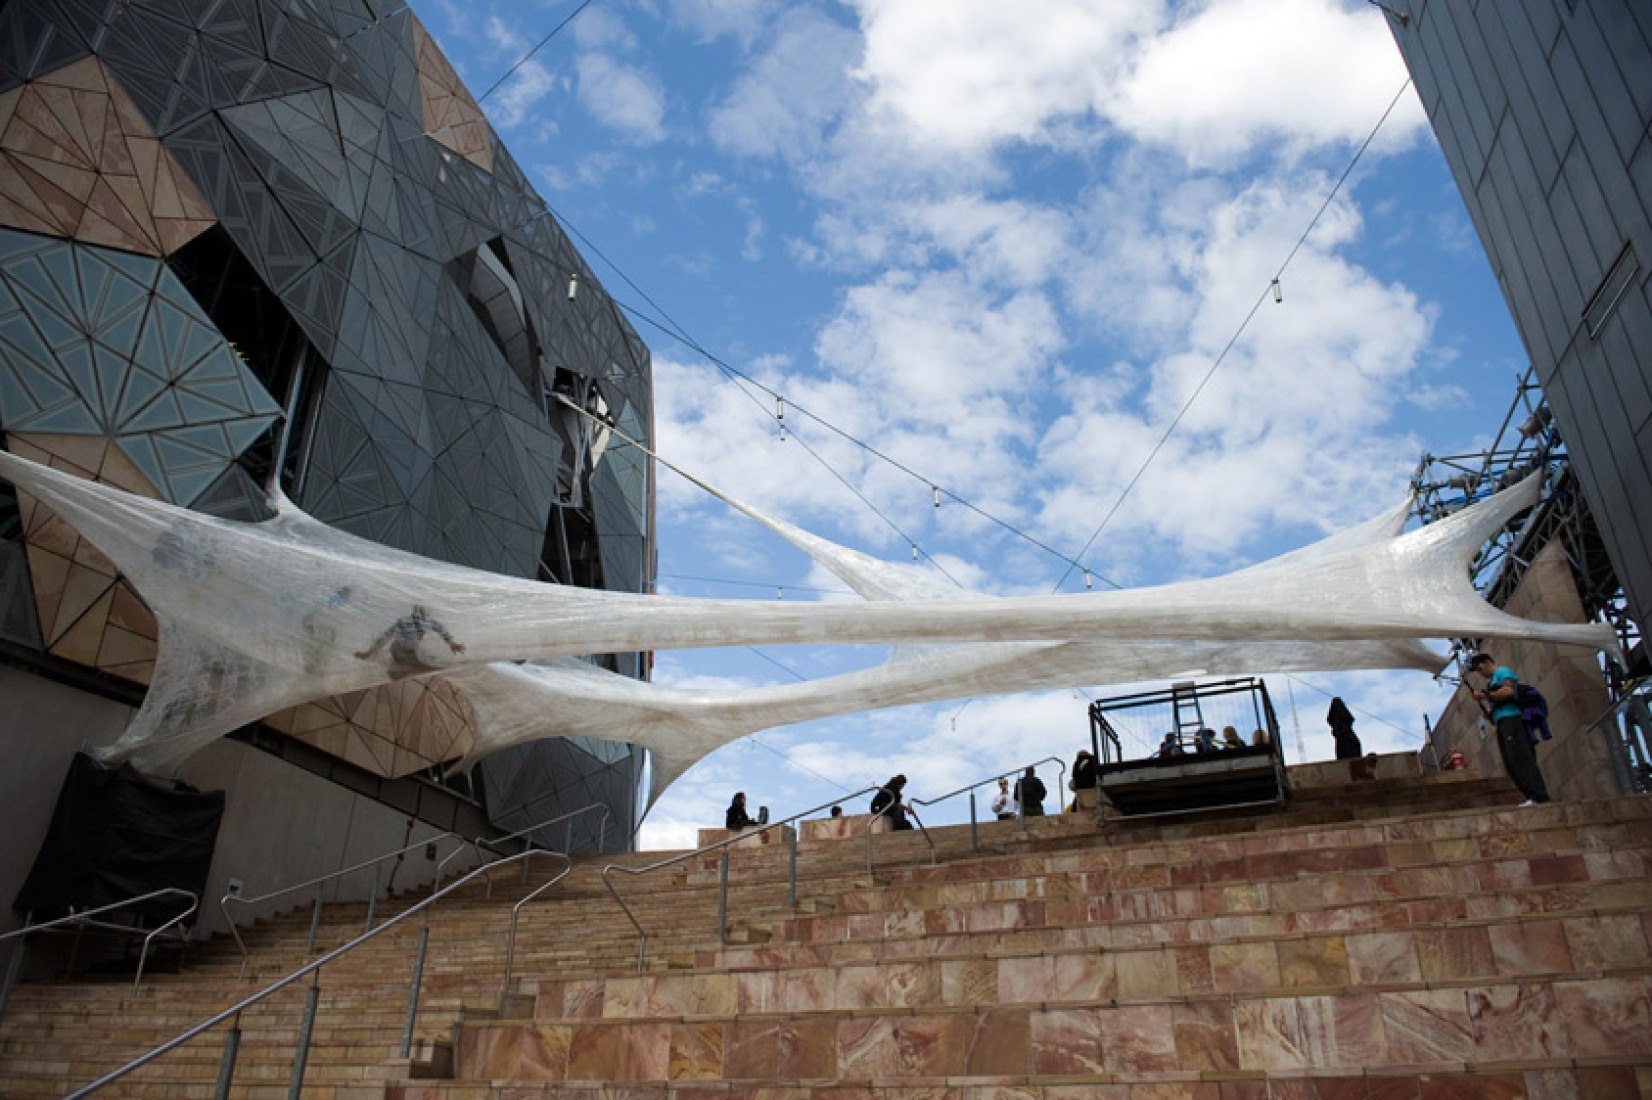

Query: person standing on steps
1014 766 1046 817
991 776 1017 820
1467 651 1552 807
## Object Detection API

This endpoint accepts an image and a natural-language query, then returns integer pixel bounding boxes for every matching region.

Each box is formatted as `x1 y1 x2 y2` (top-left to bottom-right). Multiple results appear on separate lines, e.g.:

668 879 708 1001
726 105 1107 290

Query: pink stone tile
724 1018 777 1079
1328 992 1386 1067
1415 927 1495 983
835 1013 967 1079
783 966 836 1011
603 976 652 1018
566 1022 669 1081
778 1016 836 1080
1563 913 1649 970
1029 1006 1106 1075
1171 1000 1237 1071
1051 950 1115 1001
668 1022 723 1080
1487 920 1572 977
1116 947 1177 998
1378 989 1473 1063
1573 1067 1646 1100
1417 1073 1526 1100
1466 982 1564 1060
736 968 781 1013
963 1007 1030 1075
1552 976 1652 1058
563 979 605 1019
1211 942 1281 994
942 958 997 1005
998 955 1052 1004
1174 945 1214 994
1278 936 1349 988
1233 998 1312 1071
1097 1003 1177 1073
1346 931 1422 985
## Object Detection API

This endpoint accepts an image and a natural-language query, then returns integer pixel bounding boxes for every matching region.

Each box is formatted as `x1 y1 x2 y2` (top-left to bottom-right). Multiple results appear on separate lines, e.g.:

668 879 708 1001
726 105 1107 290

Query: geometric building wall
1385 1 1652 633
0 0 654 846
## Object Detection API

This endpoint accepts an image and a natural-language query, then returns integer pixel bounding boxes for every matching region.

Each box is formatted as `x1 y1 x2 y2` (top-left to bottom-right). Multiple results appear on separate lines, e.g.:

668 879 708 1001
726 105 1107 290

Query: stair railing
865 791 937 873
65 847 569 1100
0 887 197 1022
478 801 612 882
220 831 480 977
603 787 879 972
909 755 1068 853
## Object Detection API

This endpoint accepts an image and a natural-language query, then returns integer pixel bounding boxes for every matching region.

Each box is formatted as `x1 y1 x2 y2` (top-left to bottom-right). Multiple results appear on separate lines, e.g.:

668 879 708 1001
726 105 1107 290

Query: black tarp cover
13 753 224 922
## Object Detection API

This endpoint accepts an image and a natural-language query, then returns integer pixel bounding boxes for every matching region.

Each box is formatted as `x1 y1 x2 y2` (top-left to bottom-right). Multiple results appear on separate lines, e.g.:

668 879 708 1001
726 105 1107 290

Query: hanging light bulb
1083 568 1092 590
776 395 786 441
1270 278 1282 303
567 273 580 301
911 544 919 561
776 585 784 600
932 485 941 508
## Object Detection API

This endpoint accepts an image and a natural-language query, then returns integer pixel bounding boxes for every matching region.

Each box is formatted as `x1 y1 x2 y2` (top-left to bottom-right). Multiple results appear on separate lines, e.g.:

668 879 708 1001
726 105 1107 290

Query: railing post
213 1013 241 1100
288 979 320 1100
0 933 24 1028
365 865 379 933
716 850 729 943
305 888 323 954
400 925 429 1057
968 789 979 852
787 826 798 908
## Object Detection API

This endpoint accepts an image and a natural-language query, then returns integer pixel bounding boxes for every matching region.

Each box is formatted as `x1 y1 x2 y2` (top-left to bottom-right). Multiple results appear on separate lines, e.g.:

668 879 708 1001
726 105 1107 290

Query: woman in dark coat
1327 697 1363 760
726 791 757 831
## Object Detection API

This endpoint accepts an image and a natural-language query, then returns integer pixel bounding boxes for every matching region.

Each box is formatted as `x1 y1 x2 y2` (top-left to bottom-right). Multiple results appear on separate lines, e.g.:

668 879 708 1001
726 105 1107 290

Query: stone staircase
2 756 1649 1097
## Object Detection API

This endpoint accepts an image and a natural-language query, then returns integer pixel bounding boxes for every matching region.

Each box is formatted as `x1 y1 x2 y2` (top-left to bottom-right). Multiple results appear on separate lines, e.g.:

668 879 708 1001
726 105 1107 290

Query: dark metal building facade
1385 1 1652 632
0 0 654 849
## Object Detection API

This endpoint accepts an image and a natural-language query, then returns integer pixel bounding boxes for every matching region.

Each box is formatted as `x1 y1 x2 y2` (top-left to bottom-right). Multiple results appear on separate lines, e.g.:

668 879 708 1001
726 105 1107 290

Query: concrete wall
0 665 483 941
1426 541 1617 801
1388 1 1652 629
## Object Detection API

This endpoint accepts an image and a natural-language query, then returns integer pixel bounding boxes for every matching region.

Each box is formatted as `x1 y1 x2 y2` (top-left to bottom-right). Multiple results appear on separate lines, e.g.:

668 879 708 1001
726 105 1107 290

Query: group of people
724 649 1553 840
1154 725 1267 758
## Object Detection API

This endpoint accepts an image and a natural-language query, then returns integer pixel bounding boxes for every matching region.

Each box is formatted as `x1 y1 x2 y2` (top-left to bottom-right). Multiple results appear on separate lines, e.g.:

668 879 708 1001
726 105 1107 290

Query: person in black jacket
1014 766 1046 816
869 775 914 830
725 791 758 831
1327 697 1363 760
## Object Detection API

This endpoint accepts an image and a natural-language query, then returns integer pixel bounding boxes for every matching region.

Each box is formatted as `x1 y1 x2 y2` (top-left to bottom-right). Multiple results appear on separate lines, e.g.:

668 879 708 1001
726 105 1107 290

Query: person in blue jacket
1468 651 1551 806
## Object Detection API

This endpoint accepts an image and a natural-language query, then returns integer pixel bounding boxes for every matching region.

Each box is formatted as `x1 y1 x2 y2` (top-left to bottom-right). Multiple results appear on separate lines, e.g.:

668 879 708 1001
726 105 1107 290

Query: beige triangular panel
410 15 493 174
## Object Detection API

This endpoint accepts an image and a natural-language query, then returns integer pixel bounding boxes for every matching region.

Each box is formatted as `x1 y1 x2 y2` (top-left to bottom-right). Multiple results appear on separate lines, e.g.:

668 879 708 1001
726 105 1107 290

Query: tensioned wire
478 0 1423 752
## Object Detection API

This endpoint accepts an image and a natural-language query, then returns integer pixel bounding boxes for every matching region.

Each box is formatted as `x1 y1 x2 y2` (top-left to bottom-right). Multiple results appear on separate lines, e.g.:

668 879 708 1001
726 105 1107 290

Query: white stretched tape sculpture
0 448 1617 797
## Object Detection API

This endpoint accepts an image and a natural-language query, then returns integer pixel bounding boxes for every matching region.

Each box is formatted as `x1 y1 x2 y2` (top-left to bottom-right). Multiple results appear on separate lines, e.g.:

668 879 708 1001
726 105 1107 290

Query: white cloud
850 0 1157 154
707 7 861 161
1111 0 1421 165
489 60 557 128
576 53 667 143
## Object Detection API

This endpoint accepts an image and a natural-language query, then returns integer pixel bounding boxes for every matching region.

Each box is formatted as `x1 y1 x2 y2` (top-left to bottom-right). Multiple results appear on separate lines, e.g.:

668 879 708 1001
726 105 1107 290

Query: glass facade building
0 0 654 850
1385 1 1652 634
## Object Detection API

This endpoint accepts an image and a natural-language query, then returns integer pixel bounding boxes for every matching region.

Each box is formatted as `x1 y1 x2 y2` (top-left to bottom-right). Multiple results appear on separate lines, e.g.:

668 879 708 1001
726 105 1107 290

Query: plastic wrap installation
0 449 1617 798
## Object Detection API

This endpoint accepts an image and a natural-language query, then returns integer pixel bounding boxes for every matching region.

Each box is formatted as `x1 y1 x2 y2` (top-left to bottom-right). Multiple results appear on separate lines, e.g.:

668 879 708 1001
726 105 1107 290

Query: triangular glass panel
113 362 171 429
121 387 187 433
114 433 168 498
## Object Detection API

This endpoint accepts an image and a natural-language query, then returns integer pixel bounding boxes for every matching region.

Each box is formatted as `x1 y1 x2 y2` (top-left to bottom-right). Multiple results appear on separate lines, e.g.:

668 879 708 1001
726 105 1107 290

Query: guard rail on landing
909 754 1069 853
66 847 569 1099
0 887 198 1022
603 787 881 972
220 831 480 977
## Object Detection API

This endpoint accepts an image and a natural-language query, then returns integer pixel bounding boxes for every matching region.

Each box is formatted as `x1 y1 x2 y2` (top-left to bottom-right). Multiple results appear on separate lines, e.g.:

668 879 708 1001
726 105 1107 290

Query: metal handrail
603 787 880 971
65 847 565 1099
499 852 573 1002
911 755 1068 852
479 802 612 862
220 831 478 976
0 888 198 1001
865 789 935 873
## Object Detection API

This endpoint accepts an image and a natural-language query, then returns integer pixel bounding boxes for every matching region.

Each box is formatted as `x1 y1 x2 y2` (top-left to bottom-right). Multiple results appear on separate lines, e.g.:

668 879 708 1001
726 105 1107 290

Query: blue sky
409 0 1532 847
